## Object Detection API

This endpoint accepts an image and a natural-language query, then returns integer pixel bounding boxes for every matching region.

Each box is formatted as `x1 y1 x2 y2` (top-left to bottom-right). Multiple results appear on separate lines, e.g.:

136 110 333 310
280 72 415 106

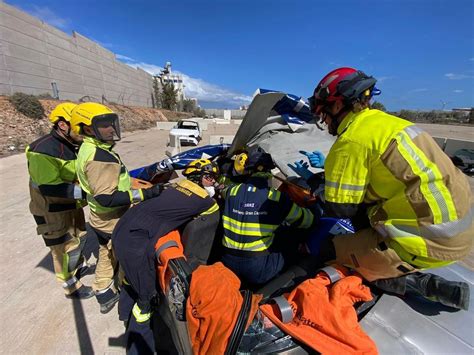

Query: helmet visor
308 95 326 117
92 114 121 142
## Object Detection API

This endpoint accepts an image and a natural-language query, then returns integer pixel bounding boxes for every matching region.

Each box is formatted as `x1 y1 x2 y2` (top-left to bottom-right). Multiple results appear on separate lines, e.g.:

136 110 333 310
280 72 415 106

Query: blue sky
7 0 474 110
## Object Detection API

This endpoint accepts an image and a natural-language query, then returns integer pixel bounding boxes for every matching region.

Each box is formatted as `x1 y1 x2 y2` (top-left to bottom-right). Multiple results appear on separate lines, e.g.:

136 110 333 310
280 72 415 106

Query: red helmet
309 67 378 115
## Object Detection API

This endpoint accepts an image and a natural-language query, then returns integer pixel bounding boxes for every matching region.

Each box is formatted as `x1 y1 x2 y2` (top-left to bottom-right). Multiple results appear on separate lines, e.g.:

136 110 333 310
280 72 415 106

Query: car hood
169 128 199 136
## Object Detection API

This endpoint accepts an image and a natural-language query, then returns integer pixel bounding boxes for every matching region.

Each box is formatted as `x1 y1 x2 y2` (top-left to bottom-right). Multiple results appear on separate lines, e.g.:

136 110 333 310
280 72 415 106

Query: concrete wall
0 2 154 107
204 108 247 119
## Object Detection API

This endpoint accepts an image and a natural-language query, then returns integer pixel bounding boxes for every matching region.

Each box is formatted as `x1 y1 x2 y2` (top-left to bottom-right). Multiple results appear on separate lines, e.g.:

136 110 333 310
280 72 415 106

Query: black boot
373 272 470 311
66 285 95 300
372 276 407 295
96 288 120 314
406 272 470 311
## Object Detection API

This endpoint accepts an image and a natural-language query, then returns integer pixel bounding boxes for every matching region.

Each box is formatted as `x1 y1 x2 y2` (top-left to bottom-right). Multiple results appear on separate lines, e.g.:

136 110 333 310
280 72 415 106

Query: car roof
361 263 473 353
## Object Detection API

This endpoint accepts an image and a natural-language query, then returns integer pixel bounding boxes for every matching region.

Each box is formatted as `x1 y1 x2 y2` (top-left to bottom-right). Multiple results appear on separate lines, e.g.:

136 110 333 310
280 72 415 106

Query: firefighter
112 159 220 354
26 102 93 299
291 67 472 310
221 148 316 287
70 102 163 313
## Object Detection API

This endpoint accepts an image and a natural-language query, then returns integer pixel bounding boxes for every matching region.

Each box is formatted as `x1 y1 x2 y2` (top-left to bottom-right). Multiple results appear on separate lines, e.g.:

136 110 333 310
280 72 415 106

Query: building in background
153 62 186 110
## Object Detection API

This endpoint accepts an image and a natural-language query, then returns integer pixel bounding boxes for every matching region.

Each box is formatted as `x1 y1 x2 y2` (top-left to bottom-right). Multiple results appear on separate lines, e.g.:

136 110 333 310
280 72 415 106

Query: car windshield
178 121 198 130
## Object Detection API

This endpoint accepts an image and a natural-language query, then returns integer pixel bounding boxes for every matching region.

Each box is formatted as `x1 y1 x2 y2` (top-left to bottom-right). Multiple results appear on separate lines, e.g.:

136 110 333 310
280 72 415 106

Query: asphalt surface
0 122 472 354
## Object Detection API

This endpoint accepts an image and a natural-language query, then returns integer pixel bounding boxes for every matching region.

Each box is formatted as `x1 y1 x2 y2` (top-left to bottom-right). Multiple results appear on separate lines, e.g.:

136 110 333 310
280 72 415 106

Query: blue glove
300 150 325 168
288 160 313 180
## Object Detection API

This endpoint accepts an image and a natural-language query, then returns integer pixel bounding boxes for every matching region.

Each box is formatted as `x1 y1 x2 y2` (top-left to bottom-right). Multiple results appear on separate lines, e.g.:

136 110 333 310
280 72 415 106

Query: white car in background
169 119 202 146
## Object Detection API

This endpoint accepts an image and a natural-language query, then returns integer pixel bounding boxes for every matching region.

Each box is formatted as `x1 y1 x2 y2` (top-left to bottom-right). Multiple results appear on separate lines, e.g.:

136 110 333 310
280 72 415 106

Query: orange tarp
186 262 262 355
260 268 378 355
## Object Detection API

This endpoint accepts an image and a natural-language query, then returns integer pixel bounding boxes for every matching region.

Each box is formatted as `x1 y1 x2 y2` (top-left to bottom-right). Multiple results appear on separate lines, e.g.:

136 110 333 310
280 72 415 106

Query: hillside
0 96 192 157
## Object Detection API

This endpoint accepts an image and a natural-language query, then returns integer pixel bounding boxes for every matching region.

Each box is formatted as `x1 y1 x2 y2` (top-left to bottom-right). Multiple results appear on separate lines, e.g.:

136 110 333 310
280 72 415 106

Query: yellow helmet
233 152 248 175
183 159 219 177
49 102 77 124
70 102 121 141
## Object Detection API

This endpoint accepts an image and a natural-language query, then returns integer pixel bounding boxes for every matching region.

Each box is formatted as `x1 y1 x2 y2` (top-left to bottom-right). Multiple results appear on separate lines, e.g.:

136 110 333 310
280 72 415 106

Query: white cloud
116 55 252 107
453 89 464 93
116 54 135 61
29 6 69 29
408 88 428 93
445 73 473 80
377 76 394 83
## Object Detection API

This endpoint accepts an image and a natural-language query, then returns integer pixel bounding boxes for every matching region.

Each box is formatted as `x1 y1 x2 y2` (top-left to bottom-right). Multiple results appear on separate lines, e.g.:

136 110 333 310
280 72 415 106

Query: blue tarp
129 144 231 181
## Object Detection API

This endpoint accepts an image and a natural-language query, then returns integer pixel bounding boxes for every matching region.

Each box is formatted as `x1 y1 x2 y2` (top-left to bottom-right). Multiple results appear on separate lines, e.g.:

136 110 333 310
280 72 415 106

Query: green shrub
36 92 54 99
9 92 45 119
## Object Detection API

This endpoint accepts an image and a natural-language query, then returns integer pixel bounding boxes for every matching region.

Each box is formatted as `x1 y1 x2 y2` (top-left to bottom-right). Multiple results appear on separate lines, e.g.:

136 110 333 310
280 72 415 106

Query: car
133 90 473 354
169 119 202 146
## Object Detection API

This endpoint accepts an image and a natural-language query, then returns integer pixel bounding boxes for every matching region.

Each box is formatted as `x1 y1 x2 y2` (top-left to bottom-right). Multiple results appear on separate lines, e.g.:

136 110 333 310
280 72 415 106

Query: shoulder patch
28 134 76 160
93 148 120 164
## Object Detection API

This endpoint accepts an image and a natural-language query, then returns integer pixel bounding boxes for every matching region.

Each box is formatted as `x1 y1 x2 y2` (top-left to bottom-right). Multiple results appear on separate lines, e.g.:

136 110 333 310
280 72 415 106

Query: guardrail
433 137 474 156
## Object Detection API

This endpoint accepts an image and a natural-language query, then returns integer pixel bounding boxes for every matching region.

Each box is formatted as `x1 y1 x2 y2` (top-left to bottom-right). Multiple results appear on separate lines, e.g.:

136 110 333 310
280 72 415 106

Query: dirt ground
0 122 472 354
0 96 192 158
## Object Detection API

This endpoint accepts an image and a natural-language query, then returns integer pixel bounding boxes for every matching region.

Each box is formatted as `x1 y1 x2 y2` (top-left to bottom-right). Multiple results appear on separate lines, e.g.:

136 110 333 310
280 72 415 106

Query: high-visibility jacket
26 129 85 238
324 108 473 267
222 175 314 255
76 136 141 233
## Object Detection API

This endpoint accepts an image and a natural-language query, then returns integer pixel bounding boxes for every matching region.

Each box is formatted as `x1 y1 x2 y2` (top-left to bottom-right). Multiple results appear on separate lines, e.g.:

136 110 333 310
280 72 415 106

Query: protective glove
141 184 164 200
287 160 313 180
300 150 325 168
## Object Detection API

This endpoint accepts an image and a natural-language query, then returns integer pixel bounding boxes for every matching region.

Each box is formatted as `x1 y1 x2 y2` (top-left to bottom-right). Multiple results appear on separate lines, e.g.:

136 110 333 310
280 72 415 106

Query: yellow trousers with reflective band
49 232 87 294
93 239 118 292
37 208 87 295
331 228 417 282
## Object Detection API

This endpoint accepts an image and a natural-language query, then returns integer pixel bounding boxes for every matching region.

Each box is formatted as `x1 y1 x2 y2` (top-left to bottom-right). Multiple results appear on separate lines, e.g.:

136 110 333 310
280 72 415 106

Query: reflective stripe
130 189 143 203
299 208 314 229
389 240 455 269
404 125 424 140
386 206 473 239
73 185 83 199
397 131 454 223
132 303 151 323
62 276 78 289
223 215 278 236
222 234 274 251
59 251 72 282
200 203 219 215
267 189 281 202
285 204 303 224
325 180 366 191
230 184 242 197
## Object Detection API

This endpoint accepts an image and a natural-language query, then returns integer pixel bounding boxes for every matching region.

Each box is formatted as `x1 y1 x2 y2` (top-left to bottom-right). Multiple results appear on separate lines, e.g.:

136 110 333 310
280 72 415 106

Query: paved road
0 124 239 354
0 123 472 353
